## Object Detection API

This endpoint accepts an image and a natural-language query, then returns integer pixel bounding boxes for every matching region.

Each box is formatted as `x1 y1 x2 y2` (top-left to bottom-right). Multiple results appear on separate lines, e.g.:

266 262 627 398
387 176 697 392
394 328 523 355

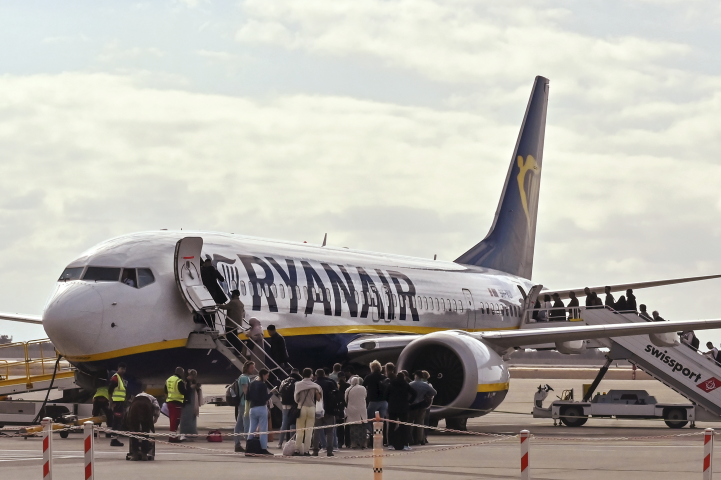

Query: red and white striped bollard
373 411 383 480
704 428 714 480
84 421 95 480
41 417 53 480
520 429 530 480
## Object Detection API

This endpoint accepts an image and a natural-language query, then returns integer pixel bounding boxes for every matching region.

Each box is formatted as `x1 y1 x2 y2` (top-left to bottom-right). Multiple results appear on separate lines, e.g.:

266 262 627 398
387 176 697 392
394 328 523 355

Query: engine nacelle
555 340 586 355
649 332 680 348
397 331 509 420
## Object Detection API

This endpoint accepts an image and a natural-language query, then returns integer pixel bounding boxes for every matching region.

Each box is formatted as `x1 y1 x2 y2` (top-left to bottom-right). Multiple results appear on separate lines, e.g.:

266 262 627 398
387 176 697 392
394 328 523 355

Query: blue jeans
248 406 269 449
279 408 296 444
367 401 388 423
234 407 245 447
367 400 388 440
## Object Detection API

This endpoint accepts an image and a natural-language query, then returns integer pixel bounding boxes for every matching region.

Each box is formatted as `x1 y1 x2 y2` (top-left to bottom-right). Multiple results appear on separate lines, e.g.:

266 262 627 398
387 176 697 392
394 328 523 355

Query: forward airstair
573 307 721 421
186 313 294 383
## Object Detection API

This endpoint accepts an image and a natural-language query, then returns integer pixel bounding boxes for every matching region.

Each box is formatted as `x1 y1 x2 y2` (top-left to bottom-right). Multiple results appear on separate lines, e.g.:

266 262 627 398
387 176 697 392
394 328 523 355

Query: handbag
282 435 297 456
207 429 223 442
315 399 325 418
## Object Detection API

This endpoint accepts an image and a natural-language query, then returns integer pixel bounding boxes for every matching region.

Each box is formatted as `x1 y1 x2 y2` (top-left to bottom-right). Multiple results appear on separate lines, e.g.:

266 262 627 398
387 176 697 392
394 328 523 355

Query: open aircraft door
462 288 476 329
521 284 543 325
174 237 217 314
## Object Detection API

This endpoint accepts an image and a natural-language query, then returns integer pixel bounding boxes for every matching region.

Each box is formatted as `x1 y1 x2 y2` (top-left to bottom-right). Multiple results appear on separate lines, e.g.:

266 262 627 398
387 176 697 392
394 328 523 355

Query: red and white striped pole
704 428 714 480
373 411 383 480
84 421 95 480
520 429 530 480
41 417 53 480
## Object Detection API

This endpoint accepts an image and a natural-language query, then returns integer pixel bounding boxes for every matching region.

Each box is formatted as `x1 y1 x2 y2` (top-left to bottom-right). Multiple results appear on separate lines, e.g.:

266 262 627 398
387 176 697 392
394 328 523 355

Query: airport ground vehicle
532 385 696 428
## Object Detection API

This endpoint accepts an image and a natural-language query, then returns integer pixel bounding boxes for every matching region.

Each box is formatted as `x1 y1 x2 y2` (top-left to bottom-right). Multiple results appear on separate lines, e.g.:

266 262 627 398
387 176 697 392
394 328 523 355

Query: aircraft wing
544 274 721 299
0 312 43 325
477 318 721 349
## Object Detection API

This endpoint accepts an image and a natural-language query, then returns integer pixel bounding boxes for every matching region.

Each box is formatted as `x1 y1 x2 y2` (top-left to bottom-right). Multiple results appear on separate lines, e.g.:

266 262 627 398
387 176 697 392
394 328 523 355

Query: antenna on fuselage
434 254 437 260
322 233 327 247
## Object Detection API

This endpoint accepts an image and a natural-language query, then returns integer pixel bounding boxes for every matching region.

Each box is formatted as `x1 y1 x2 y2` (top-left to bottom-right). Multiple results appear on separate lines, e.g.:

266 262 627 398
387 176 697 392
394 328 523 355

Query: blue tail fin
455 76 549 279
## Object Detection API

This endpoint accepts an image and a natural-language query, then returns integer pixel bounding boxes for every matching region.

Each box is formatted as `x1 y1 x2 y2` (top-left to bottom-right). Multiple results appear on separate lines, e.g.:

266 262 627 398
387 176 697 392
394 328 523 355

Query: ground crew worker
165 366 188 442
92 383 113 436
107 362 127 447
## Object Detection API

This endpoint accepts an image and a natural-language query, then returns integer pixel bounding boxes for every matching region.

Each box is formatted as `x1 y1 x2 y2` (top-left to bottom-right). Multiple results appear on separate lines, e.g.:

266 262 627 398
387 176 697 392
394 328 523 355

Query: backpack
279 377 297 405
245 437 262 455
225 379 240 407
325 388 345 417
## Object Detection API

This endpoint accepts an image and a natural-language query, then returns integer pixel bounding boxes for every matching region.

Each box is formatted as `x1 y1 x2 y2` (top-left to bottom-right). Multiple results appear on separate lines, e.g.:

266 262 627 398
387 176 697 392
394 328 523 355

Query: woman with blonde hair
233 360 256 453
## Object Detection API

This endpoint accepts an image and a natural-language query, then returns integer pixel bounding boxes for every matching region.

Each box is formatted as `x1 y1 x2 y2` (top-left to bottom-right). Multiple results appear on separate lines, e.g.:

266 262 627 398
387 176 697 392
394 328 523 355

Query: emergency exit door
462 289 476 329
174 237 217 313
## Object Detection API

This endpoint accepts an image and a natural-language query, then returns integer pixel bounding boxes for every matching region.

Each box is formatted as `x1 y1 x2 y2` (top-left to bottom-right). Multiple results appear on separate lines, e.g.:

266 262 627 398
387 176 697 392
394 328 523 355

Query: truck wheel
664 408 688 429
560 406 587 427
59 431 69 439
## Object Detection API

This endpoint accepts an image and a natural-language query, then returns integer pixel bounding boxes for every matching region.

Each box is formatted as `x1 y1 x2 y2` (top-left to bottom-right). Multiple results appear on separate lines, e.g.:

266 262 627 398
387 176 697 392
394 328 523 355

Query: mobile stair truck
531 306 721 428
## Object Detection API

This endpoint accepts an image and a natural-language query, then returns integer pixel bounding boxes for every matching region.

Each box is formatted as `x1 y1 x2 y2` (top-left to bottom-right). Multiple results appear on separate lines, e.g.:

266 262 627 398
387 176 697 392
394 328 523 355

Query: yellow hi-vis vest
166 375 184 403
111 374 126 402
93 386 109 400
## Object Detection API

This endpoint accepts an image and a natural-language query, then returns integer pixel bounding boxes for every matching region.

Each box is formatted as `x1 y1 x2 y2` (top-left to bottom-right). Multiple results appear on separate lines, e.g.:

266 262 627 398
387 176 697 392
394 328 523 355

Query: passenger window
424 297 429 310
121 268 138 288
240 281 247 296
136 268 154 288
271 284 277 297
434 298 439 310
393 294 398 306
342 292 346 304
303 286 308 299
445 299 450 311
354 291 359 304
279 284 285 299
452 299 457 311
58 267 84 281
459 300 463 313
296 286 302 300
326 288 331 300
83 267 121 282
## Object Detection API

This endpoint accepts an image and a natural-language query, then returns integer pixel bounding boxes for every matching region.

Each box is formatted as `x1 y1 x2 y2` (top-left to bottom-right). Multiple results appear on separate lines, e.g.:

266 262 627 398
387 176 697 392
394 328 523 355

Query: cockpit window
138 268 155 288
137 268 155 288
121 268 138 288
59 267 84 281
83 267 121 282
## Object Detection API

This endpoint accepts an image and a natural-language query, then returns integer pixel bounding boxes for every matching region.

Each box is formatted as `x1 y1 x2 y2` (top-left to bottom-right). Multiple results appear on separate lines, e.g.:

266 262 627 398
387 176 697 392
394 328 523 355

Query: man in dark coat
626 289 637 312
550 293 566 321
267 324 289 370
604 286 615 308
567 291 580 319
200 259 228 304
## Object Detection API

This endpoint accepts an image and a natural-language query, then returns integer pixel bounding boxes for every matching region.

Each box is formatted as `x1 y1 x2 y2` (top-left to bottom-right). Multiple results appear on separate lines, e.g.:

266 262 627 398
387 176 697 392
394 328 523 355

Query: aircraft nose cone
43 283 104 357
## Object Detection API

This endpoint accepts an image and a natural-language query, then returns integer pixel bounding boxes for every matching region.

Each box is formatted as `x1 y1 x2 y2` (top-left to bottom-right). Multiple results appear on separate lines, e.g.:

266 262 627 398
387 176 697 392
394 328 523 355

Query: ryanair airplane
4 76 721 427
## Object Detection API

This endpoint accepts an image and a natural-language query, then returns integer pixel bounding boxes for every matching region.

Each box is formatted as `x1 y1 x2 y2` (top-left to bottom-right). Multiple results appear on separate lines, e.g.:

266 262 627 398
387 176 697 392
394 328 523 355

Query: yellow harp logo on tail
516 155 538 224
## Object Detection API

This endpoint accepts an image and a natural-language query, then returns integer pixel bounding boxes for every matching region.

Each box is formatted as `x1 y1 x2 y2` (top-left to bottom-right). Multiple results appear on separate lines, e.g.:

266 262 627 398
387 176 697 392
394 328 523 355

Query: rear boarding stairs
526 305 721 426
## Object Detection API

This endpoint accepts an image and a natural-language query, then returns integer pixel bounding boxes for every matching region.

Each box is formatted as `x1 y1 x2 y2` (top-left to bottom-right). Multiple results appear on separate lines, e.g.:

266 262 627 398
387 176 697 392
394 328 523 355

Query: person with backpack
363 360 388 440
233 361 256 453
293 368 321 456
311 368 339 457
277 368 302 449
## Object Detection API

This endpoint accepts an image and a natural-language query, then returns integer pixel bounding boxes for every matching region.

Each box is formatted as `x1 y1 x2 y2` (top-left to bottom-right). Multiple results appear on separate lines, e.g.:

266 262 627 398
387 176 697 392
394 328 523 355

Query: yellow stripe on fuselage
477 382 510 393
63 324 519 362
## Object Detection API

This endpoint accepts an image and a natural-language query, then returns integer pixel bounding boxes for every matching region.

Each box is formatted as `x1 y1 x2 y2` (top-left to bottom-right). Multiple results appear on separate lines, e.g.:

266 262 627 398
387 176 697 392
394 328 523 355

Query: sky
2 0 721 344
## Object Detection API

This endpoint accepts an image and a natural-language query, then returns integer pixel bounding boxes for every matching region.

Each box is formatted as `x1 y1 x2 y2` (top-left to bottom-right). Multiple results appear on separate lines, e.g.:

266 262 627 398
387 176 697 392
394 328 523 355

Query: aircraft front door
173 237 217 313
462 288 476 329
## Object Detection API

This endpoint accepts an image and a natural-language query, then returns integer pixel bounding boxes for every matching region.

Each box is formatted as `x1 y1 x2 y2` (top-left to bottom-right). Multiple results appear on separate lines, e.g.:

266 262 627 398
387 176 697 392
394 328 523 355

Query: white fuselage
43 230 526 388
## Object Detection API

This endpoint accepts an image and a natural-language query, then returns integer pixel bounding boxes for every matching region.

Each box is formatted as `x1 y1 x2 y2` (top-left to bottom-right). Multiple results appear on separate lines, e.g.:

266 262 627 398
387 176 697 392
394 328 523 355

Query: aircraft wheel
560 406 587 427
664 408 688 429
444 417 468 432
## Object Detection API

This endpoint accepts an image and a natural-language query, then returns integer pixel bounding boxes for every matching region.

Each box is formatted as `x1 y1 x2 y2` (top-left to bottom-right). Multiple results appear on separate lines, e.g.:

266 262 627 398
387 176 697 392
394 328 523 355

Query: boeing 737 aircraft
3 76 721 427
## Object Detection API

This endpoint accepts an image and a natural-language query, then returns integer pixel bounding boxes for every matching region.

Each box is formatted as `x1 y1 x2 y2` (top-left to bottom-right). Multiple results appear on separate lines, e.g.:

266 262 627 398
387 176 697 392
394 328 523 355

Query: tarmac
0 377 716 479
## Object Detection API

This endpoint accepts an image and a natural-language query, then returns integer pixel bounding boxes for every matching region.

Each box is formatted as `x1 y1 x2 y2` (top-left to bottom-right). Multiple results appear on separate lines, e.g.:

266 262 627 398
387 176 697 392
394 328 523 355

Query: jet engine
397 331 509 421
